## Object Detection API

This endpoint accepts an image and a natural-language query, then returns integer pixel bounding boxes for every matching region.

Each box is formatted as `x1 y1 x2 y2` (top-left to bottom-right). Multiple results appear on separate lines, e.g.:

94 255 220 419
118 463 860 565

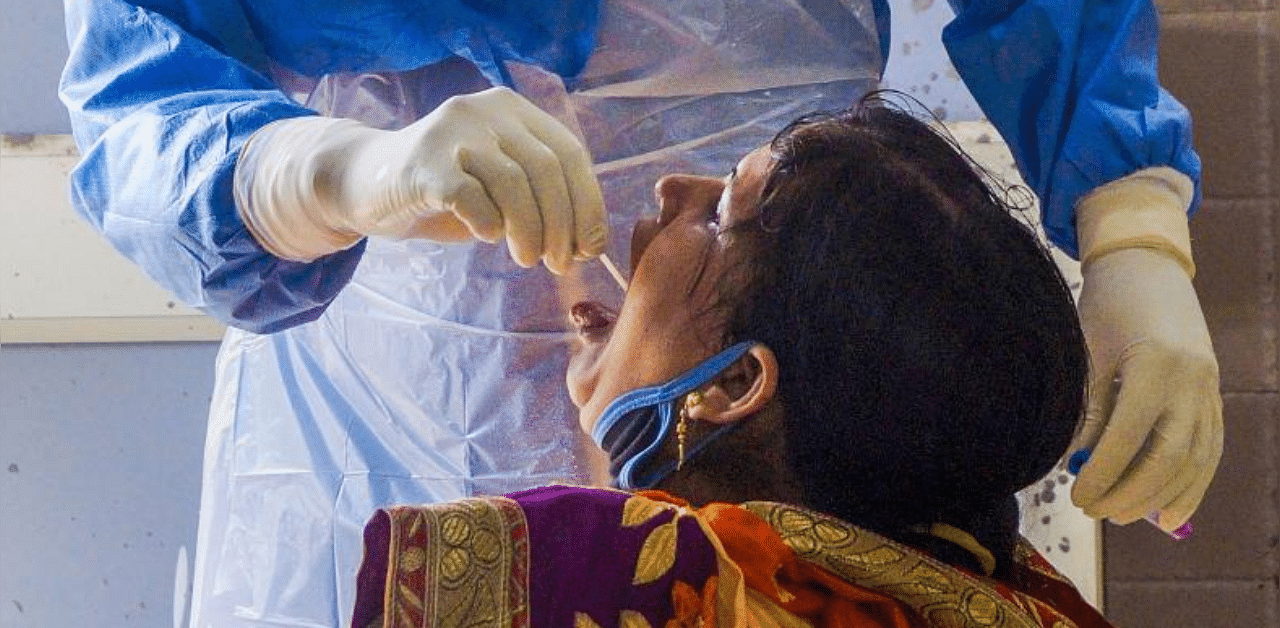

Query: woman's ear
688 344 779 425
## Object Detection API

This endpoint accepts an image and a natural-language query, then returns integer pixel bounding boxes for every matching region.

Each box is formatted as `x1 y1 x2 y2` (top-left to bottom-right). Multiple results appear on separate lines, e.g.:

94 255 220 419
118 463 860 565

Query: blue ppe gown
944 0 1202 256
59 0 1197 626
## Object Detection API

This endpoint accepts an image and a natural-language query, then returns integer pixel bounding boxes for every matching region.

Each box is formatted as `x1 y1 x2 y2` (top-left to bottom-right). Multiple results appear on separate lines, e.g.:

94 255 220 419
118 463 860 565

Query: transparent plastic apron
192 1 880 625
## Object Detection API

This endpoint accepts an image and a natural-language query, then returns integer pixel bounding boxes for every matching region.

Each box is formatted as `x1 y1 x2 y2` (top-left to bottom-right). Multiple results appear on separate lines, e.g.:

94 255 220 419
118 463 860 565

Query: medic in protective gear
59 0 1219 626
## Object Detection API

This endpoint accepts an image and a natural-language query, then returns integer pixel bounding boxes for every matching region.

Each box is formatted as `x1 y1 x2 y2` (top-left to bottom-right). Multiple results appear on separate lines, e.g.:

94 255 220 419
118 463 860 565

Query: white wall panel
0 134 225 342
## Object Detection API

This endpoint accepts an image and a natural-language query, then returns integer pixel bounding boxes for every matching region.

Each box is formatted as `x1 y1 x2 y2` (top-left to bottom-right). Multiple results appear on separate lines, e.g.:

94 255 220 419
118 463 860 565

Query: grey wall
1 3 214 628
0 0 72 134
1 343 219 628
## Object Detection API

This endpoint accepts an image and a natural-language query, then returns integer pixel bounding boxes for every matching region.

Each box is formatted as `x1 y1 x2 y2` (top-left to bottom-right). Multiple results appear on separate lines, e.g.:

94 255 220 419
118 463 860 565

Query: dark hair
722 93 1087 572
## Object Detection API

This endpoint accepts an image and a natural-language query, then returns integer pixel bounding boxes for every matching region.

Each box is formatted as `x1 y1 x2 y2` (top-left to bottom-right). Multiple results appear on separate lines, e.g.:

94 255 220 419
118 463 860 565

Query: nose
653 174 724 226
631 175 724 271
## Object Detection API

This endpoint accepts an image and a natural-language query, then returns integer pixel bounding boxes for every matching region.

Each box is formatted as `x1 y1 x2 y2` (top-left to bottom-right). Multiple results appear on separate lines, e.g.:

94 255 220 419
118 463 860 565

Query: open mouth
569 216 649 341
566 300 617 412
570 301 616 338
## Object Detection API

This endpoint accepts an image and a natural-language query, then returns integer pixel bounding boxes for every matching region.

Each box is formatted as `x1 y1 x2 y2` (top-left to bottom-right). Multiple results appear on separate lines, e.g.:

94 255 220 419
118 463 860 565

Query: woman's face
567 145 773 433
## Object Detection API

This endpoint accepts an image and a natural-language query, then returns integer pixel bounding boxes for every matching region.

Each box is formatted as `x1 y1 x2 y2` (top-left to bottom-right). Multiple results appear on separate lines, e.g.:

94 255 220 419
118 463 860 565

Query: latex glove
234 86 607 273
1071 168 1223 532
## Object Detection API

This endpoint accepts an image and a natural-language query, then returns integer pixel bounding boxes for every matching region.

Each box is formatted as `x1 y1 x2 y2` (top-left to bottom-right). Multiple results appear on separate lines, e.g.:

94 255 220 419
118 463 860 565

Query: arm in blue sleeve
60 0 365 333
941 0 1201 257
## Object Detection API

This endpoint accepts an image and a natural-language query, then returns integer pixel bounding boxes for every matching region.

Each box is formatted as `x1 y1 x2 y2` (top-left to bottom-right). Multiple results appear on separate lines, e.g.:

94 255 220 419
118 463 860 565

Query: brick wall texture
1101 2 1280 626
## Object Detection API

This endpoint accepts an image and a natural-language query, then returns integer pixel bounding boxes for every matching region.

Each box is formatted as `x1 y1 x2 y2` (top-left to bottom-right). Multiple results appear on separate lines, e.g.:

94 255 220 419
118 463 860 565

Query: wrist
1076 167 1196 278
234 116 366 261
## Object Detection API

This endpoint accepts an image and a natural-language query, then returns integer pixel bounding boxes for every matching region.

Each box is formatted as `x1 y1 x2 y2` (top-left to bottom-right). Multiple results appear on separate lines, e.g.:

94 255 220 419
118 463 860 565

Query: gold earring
677 391 703 470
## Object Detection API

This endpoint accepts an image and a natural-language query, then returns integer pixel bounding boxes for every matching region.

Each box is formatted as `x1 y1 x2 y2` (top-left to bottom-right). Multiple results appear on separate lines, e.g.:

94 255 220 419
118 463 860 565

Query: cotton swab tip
599 253 627 290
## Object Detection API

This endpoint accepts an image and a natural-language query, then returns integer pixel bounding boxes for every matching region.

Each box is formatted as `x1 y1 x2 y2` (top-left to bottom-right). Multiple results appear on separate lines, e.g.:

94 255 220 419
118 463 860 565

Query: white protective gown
196 3 880 625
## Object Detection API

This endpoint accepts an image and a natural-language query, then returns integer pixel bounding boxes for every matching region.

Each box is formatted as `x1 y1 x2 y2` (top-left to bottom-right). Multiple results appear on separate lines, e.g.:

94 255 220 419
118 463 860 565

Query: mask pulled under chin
590 341 756 490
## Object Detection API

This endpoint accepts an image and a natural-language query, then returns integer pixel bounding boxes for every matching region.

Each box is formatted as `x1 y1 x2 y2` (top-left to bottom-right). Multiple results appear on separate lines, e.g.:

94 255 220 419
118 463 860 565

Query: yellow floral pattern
622 496 689 586
623 496 675 528
620 610 655 628
576 495 708 628
634 520 680 585
383 498 529 628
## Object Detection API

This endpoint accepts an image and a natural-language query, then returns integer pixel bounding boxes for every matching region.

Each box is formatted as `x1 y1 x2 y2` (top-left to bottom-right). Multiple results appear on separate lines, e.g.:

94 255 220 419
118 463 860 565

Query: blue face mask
590 341 756 490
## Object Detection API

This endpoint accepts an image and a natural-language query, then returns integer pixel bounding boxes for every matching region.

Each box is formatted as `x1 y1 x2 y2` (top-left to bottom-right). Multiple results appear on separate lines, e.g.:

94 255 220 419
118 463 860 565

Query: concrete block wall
1102 2 1280 625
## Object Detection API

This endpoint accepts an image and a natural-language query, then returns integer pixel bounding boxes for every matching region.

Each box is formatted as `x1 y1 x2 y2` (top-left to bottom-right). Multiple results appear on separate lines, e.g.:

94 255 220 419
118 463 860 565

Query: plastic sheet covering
191 1 880 626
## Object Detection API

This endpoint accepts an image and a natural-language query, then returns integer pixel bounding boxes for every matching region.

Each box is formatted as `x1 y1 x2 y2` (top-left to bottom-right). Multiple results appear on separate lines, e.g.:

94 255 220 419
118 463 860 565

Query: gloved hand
233 86 607 274
1071 167 1223 532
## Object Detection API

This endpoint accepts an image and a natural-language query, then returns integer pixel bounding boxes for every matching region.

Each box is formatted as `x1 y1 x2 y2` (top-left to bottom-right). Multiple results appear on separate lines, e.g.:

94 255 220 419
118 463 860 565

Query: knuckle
477 86 517 109
440 179 484 212
1128 342 1179 372
1124 341 1220 384
438 94 469 115
525 141 562 172
493 162 529 192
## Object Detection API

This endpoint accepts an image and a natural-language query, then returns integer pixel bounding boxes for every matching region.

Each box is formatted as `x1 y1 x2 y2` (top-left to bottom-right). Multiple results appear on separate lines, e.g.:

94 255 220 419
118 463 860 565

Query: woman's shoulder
504 483 635 510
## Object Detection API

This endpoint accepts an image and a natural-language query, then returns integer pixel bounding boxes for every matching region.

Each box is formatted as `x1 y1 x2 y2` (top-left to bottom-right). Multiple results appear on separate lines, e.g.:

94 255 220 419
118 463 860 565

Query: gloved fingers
518 105 608 259
458 145 545 267
1068 372 1118 506
1071 371 1164 516
398 212 478 242
496 131 574 274
1155 450 1219 533
1070 376 1113 456
438 171 504 245
1153 395 1224 531
1103 416 1200 525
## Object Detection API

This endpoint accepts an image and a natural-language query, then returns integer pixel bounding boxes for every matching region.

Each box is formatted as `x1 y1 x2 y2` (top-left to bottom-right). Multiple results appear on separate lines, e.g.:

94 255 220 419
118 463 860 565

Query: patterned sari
351 486 1112 628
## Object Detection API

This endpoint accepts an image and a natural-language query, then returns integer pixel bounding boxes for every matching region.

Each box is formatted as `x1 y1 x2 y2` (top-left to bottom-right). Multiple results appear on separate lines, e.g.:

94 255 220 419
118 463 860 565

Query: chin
564 364 589 409
576 411 595 437
573 394 605 432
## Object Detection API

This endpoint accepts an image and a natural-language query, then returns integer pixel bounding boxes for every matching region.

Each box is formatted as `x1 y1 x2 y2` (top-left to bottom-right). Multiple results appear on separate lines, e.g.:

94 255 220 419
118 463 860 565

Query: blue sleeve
941 0 1201 258
60 0 365 333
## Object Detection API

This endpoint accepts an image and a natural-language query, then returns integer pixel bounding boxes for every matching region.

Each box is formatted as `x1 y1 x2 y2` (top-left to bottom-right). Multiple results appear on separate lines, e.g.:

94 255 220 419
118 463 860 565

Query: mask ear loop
617 399 677 489
592 342 756 490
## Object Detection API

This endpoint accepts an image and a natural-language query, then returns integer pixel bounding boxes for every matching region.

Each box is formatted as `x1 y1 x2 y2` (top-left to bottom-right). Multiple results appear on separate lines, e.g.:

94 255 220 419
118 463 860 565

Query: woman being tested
351 97 1111 628
61 1 1219 626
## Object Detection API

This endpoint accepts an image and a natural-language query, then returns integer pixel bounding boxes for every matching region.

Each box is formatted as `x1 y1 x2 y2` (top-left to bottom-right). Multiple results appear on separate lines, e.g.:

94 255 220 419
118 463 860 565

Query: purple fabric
508 486 720 627
351 510 390 628
350 486 720 627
